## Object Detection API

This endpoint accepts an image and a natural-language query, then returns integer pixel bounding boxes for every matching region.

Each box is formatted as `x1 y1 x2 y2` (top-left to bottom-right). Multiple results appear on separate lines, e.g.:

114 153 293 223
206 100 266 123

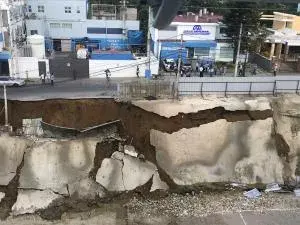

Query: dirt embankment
0 99 273 189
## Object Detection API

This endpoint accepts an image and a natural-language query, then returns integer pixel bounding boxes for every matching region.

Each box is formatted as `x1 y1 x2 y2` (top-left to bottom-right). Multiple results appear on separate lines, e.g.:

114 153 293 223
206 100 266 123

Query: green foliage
222 2 268 62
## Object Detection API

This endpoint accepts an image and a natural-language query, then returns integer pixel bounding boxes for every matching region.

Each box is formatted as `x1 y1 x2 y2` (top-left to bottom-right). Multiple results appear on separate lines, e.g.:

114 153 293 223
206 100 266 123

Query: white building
151 12 234 64
0 0 26 75
25 0 142 52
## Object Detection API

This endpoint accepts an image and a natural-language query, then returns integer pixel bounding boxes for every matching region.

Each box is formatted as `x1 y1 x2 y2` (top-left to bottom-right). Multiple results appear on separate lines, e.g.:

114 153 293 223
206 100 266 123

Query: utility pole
121 0 127 39
234 22 243 77
176 33 184 98
147 6 151 71
3 85 8 126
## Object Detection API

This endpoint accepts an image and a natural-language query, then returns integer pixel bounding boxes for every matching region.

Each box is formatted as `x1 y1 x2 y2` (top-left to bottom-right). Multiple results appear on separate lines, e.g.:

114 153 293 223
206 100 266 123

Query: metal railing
179 79 300 97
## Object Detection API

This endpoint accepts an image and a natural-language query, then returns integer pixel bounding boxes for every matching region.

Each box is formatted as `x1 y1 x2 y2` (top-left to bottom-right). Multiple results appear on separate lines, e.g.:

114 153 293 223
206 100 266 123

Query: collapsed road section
0 95 299 219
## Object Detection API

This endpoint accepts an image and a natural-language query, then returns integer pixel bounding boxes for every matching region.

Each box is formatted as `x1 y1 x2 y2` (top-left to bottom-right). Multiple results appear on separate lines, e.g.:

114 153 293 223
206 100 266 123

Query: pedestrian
73 70 77 80
41 73 45 84
214 65 217 76
199 65 204 77
273 63 278 76
238 62 243 76
105 68 111 87
196 61 199 72
136 66 140 78
209 66 214 77
50 72 54 86
223 66 227 76
46 72 50 83
252 64 257 75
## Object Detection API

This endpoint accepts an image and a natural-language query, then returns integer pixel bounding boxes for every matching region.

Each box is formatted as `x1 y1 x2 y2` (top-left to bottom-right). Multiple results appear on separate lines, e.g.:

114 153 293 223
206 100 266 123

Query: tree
222 2 267 63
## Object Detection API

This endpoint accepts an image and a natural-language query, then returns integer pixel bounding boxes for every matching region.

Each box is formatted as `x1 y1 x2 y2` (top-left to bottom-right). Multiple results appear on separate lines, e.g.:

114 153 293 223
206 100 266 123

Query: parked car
162 59 177 72
0 76 25 87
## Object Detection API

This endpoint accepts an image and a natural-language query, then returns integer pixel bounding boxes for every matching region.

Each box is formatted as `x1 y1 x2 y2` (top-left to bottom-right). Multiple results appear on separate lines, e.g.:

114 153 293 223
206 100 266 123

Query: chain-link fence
118 80 175 99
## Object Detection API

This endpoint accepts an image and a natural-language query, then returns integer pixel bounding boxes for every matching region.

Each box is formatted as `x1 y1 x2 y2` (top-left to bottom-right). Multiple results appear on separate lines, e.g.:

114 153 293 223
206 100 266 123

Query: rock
68 178 106 200
151 118 283 185
150 172 169 192
0 192 5 202
111 151 125 161
96 158 125 192
11 189 62 216
0 134 32 186
19 139 98 195
122 155 156 190
124 145 138 158
96 155 157 192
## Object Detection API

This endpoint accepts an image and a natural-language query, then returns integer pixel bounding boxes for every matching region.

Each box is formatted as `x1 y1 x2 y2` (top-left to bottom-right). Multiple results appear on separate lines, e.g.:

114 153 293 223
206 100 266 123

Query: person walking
50 72 54 86
252 64 257 75
238 62 243 76
105 68 111 88
209 66 214 77
136 66 140 78
273 63 278 76
199 65 204 77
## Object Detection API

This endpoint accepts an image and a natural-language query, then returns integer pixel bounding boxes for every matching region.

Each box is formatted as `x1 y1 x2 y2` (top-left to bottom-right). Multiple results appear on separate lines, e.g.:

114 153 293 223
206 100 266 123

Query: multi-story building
25 0 142 52
261 12 300 61
150 10 234 64
0 0 26 75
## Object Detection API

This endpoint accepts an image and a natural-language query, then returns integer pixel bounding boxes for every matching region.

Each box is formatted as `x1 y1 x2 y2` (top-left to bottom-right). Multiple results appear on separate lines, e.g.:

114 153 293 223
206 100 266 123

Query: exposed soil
0 99 273 190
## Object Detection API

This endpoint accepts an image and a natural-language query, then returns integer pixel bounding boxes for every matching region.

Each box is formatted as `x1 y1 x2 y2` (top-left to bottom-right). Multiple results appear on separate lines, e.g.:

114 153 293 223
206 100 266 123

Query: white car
0 76 25 87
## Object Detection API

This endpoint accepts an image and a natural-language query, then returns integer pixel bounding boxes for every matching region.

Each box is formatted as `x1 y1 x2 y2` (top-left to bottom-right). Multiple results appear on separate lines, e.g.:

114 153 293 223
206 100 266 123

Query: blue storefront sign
183 25 210 35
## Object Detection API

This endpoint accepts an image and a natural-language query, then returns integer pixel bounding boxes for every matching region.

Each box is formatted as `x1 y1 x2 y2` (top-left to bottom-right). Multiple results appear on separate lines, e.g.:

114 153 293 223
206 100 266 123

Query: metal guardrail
179 80 300 97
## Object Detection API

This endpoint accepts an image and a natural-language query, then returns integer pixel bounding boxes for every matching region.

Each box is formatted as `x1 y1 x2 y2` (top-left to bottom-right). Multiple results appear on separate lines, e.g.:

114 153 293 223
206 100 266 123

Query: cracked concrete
19 139 98 195
11 189 62 216
96 152 162 192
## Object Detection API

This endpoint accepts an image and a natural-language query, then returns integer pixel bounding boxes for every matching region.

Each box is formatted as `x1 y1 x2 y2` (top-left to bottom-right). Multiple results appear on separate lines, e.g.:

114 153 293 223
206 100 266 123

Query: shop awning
184 40 217 48
0 51 11 61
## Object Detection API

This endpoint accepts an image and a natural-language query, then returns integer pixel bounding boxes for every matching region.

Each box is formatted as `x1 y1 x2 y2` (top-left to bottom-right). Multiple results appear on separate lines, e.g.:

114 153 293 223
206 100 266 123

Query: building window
219 27 227 34
77 7 80 13
65 7 71 13
62 23 72 29
50 23 61 28
38 5 44 13
194 47 210 57
30 30 38 35
28 5 32 12
219 47 233 58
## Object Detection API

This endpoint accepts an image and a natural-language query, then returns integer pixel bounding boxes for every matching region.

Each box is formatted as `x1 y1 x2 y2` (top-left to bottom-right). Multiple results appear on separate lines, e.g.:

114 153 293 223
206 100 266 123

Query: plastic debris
294 189 300 197
244 188 261 199
265 183 282 193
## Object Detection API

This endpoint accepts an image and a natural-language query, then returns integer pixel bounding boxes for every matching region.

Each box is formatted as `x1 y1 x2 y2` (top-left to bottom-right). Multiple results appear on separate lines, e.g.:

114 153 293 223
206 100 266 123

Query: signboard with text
183 25 210 35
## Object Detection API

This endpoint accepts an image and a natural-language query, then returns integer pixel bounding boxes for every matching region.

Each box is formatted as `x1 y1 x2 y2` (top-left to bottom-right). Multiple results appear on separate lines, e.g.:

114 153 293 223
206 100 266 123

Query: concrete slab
11 189 62 216
0 134 31 186
151 118 284 185
150 172 169 192
122 155 157 190
133 96 271 118
19 139 98 195
242 210 300 225
96 158 125 192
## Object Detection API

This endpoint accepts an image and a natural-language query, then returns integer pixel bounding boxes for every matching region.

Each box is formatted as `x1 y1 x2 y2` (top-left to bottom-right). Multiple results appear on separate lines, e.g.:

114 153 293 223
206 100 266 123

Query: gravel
126 190 300 218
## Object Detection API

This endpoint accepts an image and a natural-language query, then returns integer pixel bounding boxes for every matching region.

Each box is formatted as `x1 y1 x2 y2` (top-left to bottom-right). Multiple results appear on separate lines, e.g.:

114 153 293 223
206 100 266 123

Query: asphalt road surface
0 78 120 101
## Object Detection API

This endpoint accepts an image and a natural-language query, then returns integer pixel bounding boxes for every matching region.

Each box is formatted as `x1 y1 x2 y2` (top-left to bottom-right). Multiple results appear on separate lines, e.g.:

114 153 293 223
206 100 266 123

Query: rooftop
173 13 223 23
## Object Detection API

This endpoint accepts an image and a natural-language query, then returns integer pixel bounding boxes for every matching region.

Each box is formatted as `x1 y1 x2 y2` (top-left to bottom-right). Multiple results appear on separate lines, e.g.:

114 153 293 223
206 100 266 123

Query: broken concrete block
122 155 156 190
111 151 125 161
0 134 32 186
11 189 62 216
124 145 138 158
22 118 43 137
68 178 106 200
0 192 5 203
19 139 98 195
96 158 125 192
96 155 157 192
151 172 169 192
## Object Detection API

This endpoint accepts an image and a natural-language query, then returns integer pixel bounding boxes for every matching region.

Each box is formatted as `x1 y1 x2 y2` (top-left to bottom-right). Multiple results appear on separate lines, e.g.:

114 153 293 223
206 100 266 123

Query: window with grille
219 47 233 58
38 5 44 13
194 47 210 57
50 23 61 28
30 30 38 35
62 23 72 29
28 5 32 13
65 7 71 13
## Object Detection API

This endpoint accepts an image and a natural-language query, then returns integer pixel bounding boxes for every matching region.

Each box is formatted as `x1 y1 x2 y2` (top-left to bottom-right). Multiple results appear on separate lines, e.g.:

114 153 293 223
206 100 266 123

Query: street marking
239 211 247 225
